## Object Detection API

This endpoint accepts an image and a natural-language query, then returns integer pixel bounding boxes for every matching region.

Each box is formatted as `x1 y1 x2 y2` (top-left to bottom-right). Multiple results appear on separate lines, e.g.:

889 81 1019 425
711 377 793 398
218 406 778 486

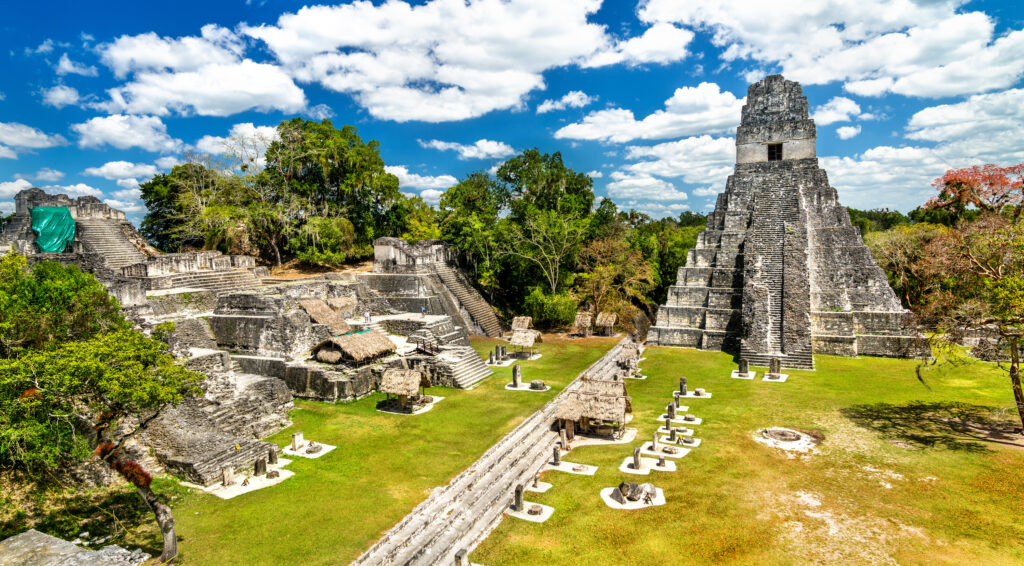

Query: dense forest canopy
136 117 1024 333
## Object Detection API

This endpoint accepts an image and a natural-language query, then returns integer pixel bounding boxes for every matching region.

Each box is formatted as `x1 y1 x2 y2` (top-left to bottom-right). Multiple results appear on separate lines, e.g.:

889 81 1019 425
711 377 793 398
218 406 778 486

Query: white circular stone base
504 383 551 392
543 460 598 475
674 390 712 399
506 502 554 523
600 487 666 510
282 442 336 459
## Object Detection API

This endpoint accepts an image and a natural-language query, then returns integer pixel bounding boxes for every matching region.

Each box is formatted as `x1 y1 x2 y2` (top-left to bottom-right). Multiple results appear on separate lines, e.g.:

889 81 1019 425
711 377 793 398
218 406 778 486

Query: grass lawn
166 335 619 565
471 346 1024 566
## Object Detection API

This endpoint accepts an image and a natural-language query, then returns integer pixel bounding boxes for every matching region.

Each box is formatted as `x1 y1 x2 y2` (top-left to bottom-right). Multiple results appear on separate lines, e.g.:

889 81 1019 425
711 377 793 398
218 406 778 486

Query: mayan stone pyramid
647 75 923 369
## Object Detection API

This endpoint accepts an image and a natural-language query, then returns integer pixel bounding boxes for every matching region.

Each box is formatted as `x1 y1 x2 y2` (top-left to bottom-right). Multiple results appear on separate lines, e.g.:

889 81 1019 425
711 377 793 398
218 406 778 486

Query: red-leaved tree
925 163 1024 223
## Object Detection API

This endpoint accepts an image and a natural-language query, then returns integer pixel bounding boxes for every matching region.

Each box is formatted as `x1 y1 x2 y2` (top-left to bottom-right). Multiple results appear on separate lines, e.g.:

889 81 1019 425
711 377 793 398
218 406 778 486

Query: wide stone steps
177 439 277 486
353 340 625 566
75 219 147 269
167 270 261 293
434 267 501 337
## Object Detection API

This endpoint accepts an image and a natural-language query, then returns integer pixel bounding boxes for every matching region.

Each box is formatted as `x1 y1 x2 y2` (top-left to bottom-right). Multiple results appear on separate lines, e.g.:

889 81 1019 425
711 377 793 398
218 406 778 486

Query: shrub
523 288 577 328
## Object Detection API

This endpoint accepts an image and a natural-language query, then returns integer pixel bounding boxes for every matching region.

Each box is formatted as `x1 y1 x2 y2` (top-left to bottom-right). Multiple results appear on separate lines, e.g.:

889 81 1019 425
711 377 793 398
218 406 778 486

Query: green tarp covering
30 206 76 253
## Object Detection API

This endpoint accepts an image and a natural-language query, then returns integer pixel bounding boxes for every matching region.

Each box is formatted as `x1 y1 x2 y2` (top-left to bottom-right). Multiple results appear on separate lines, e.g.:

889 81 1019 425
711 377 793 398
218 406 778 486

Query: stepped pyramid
647 75 924 369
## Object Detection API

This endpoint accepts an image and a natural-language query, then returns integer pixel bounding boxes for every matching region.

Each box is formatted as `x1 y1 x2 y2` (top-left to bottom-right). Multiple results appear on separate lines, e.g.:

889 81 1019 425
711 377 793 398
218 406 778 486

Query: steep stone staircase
75 218 146 269
434 266 502 337
170 439 277 487
436 346 492 389
352 339 625 566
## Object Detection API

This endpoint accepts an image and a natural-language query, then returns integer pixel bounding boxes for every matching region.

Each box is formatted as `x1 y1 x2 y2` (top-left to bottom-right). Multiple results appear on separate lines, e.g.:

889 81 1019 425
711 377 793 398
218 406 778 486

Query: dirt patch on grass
767 489 930 565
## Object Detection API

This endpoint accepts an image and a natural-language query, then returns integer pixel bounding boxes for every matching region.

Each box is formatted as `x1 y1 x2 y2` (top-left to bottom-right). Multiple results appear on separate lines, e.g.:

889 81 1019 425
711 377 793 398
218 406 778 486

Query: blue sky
1 0 1023 224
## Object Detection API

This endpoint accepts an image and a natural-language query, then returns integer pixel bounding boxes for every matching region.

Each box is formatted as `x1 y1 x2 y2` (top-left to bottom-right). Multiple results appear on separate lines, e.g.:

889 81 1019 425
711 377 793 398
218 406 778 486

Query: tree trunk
1010 340 1024 435
271 238 282 267
138 484 178 564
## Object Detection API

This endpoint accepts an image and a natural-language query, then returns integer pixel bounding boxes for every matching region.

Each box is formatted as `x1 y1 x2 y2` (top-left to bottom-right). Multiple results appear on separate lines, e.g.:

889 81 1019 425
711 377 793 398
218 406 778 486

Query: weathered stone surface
529 380 546 390
647 75 925 368
0 529 150 566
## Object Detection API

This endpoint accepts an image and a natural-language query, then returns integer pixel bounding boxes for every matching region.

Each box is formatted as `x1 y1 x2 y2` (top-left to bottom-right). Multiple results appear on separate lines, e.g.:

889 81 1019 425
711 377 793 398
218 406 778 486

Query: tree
501 209 590 294
925 163 1024 224
0 330 203 563
921 214 1024 432
865 223 948 312
0 252 127 358
575 237 654 314
497 149 594 219
439 172 506 292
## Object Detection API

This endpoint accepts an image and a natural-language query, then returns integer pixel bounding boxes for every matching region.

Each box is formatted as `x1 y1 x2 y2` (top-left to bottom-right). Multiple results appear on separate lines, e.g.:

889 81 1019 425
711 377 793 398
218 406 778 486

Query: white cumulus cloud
555 82 744 143
42 85 80 108
537 91 597 114
606 172 689 201
56 53 98 76
72 114 181 152
836 125 861 139
419 138 515 160
83 160 159 180
385 166 457 191
639 0 1024 98
583 22 694 68
0 179 34 197
812 97 862 126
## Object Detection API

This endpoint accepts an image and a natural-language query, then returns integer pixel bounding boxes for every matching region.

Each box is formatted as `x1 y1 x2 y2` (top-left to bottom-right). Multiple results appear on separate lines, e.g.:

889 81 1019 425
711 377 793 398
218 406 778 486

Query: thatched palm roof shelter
618 342 640 365
298 298 352 335
511 316 533 330
509 329 542 355
595 312 617 328
574 312 593 328
380 368 425 397
555 375 631 435
312 330 397 364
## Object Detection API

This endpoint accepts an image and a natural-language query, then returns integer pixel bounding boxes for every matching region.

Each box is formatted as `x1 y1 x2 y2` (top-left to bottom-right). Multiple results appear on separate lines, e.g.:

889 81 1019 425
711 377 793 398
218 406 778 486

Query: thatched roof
573 312 593 328
595 312 617 327
619 343 640 362
554 390 628 424
579 375 629 399
298 299 352 335
511 316 533 330
510 329 541 348
312 330 397 363
380 369 423 396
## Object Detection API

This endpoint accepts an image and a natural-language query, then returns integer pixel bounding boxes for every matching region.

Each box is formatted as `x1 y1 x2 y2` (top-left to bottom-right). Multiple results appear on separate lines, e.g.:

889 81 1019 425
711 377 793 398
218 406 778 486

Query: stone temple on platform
647 75 924 369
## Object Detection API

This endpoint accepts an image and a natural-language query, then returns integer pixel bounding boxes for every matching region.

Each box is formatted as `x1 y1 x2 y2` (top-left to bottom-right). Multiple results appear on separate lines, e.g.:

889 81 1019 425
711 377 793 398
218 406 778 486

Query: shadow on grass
841 401 1023 452
0 475 180 556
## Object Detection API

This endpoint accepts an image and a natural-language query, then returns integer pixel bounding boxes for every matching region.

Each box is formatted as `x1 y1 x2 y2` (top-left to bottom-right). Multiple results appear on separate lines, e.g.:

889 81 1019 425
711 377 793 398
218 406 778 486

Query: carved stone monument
268 447 278 465
291 432 304 451
667 402 676 420
632 447 642 470
513 484 524 512
222 467 235 486
738 358 749 376
680 377 687 396
552 445 561 465
511 364 521 387
254 458 267 476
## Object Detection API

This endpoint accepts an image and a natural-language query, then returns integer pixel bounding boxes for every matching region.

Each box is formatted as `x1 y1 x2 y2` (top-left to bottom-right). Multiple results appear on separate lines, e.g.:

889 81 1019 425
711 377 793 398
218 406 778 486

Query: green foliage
287 216 359 266
846 207 910 233
0 253 128 358
400 197 442 243
908 205 980 226
0 330 203 472
523 288 577 328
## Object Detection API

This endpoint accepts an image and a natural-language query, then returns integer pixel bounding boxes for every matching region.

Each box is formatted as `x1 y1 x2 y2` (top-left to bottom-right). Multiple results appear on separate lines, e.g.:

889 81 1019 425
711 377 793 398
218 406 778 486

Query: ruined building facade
647 75 923 369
